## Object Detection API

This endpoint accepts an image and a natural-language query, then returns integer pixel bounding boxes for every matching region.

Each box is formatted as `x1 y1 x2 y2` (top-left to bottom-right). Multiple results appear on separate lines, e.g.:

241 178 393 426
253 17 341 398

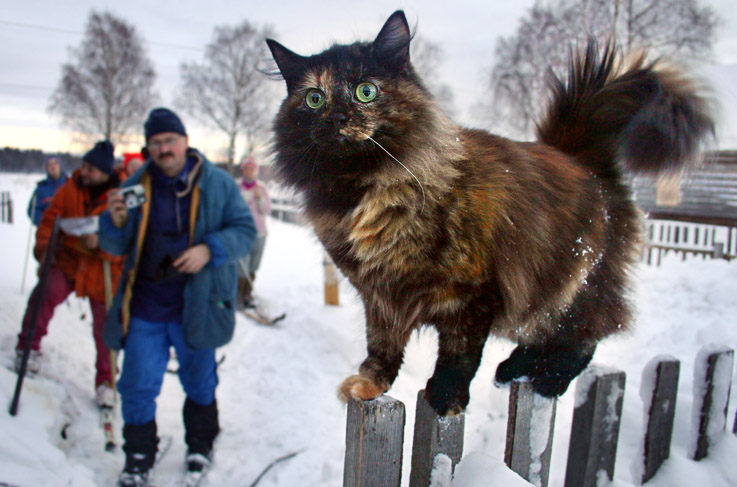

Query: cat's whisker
367 136 426 214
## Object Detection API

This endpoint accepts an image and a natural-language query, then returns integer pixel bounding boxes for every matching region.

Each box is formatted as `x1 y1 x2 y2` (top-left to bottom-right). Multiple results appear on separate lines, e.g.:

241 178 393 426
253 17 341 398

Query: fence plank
504 381 557 487
690 347 734 461
324 251 340 306
564 367 626 487
409 390 465 487
344 396 405 487
641 358 681 484
0 192 7 223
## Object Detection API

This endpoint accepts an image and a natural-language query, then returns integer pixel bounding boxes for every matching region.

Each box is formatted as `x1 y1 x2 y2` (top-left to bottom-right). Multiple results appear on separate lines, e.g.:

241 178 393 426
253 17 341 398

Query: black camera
120 184 146 208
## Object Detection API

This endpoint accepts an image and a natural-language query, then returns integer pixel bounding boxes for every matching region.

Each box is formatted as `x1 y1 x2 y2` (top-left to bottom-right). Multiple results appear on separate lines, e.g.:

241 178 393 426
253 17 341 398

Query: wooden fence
343 346 736 487
643 219 736 265
0 191 12 224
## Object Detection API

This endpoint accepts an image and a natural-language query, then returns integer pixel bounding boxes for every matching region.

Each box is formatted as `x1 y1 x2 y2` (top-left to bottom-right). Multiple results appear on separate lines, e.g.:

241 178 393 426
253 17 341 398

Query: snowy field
0 172 736 487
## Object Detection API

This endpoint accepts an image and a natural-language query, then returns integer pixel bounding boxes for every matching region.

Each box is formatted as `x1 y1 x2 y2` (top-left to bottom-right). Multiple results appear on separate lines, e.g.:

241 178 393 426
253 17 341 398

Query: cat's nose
328 111 347 126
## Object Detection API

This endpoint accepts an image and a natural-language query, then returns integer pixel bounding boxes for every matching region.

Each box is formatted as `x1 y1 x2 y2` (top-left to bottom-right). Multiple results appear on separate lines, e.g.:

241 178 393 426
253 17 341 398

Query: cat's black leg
425 316 491 415
494 340 596 397
337 308 414 403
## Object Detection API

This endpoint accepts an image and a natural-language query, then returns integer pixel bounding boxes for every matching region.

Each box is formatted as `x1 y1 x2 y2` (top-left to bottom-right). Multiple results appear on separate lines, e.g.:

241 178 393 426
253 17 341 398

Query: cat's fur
267 11 713 415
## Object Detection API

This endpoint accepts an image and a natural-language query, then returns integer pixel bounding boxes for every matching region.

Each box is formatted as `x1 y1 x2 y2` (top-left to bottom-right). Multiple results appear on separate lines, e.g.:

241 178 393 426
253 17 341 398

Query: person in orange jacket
15 140 126 408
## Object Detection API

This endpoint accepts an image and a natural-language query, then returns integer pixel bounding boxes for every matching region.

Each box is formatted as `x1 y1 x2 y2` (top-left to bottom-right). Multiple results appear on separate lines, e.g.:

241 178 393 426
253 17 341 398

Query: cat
266 10 713 415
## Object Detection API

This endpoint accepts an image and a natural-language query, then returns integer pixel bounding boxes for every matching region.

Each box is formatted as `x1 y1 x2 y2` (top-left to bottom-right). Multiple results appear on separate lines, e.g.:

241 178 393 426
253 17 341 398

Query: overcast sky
2 0 736 156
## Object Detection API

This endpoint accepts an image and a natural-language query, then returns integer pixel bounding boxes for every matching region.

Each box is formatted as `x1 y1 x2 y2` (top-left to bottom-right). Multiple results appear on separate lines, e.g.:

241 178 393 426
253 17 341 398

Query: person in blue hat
27 155 68 226
99 108 256 487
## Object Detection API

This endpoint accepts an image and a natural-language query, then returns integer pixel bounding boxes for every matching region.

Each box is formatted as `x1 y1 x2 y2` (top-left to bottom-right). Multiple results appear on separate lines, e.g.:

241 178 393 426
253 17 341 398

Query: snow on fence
643 219 737 265
0 191 12 224
342 346 736 487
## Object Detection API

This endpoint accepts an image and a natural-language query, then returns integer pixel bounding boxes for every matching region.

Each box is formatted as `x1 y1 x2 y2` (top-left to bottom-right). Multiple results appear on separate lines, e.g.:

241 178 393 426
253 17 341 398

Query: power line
0 83 54 92
0 19 203 52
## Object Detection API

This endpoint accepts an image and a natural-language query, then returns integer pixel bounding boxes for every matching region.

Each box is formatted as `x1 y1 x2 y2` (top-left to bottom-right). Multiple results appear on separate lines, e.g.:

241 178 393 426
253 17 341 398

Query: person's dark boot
117 420 159 487
237 278 253 310
183 398 220 473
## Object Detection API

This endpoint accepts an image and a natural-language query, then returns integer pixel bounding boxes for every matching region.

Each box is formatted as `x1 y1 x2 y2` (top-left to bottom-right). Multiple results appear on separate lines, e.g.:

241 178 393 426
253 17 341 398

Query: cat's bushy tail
536 41 714 176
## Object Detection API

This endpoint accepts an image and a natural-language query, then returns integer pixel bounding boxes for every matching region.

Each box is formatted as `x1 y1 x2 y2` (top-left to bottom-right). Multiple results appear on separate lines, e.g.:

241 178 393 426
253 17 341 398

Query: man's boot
240 277 254 308
117 420 159 487
183 397 220 474
236 278 252 310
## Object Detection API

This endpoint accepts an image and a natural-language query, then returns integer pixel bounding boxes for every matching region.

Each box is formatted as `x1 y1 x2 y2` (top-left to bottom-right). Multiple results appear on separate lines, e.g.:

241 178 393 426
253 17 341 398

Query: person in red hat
122 152 145 177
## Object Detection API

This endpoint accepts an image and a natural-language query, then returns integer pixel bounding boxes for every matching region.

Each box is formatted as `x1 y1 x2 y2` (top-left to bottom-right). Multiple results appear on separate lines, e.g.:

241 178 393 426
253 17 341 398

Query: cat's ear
373 10 412 69
266 39 306 91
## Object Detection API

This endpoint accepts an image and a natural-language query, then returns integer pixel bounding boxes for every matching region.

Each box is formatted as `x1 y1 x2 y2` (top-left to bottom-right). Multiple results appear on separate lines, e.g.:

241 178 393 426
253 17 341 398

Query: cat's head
267 11 434 185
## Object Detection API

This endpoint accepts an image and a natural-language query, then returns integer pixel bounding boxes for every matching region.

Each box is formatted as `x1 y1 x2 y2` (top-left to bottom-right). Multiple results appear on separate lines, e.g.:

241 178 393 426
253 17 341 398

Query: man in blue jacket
28 155 67 226
99 108 256 487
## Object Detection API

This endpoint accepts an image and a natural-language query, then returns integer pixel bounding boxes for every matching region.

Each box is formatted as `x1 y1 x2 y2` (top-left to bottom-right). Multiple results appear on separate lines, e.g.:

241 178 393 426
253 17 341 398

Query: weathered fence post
344 396 405 487
564 367 626 487
640 357 680 484
409 390 465 487
690 346 734 461
504 381 557 487
0 191 8 223
324 251 339 306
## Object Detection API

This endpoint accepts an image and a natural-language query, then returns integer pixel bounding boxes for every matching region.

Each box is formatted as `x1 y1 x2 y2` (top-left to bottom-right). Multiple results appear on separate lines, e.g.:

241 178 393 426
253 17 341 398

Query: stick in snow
9 216 61 416
248 450 304 487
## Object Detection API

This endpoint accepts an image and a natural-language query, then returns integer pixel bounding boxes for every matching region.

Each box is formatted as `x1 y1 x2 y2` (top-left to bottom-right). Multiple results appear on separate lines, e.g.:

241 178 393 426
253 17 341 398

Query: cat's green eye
305 89 325 109
356 82 378 103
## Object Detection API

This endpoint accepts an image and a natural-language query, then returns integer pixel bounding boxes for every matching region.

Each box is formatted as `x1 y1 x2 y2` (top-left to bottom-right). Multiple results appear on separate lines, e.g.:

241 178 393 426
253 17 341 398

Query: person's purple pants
16 265 112 388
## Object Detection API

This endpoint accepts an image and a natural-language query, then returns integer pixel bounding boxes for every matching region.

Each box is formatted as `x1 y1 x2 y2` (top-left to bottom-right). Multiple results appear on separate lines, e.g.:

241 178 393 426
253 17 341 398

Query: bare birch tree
411 36 456 116
486 0 718 137
48 11 157 144
176 20 276 165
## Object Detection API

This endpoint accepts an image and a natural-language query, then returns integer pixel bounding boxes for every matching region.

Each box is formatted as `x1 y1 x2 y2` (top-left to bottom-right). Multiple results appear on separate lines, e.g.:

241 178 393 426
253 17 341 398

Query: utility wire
0 83 54 92
0 19 203 52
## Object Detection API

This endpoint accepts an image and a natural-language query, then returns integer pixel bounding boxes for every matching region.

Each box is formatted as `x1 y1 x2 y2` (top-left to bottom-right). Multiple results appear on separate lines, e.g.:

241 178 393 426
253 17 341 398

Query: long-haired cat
267 11 713 415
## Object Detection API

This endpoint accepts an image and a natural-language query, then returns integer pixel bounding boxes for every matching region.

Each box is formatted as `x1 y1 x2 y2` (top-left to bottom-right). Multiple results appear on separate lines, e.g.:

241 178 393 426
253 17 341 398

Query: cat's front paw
337 374 388 403
424 377 469 416
494 343 595 398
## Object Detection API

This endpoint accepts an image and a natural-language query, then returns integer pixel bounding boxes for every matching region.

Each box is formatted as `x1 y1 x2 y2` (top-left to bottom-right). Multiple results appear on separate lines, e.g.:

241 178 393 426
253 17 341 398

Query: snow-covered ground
0 173 736 487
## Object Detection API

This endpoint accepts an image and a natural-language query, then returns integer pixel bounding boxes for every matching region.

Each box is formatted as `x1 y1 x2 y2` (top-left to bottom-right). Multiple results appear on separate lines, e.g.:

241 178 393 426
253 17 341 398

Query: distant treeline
0 147 82 174
0 147 281 184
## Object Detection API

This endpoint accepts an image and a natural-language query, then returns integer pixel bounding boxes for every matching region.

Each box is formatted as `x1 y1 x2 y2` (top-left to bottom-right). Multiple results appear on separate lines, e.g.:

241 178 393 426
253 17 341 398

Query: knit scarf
241 179 256 190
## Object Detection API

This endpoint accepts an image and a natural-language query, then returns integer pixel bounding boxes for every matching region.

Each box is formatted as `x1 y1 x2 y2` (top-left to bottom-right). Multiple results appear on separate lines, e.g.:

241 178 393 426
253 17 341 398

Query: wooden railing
0 191 13 224
343 346 736 486
643 219 736 265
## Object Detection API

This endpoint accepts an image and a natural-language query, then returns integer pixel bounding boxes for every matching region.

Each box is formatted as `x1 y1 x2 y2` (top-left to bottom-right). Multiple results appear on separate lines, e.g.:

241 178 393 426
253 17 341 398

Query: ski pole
20 194 37 294
10 215 61 416
103 260 118 402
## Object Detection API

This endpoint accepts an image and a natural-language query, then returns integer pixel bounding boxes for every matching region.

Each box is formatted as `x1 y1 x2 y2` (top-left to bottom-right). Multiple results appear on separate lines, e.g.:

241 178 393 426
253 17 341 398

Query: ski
100 406 116 451
154 435 173 466
145 435 174 487
116 435 172 487
241 307 286 326
179 467 207 487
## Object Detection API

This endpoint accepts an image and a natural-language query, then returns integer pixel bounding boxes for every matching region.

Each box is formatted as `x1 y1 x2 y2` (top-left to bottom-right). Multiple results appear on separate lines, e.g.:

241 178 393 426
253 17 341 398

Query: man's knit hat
82 140 115 175
144 108 187 141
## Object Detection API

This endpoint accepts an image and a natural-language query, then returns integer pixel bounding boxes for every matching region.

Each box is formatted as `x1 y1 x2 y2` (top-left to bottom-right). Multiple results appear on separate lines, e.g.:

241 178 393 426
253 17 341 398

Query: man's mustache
158 152 175 159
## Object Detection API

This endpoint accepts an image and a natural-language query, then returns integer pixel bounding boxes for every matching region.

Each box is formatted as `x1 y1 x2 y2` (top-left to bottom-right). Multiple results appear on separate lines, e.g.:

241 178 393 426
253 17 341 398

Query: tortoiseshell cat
267 11 713 415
